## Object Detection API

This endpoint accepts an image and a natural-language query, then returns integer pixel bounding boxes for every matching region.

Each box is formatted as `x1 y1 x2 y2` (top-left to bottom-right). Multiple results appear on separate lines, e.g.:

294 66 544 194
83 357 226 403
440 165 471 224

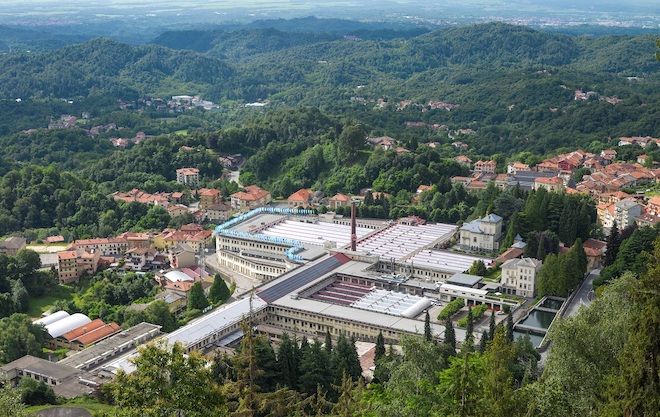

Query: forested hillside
0 22 658 238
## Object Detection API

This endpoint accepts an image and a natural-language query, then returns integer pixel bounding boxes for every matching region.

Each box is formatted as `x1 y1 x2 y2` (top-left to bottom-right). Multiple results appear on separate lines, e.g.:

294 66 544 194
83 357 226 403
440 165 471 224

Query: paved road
204 250 261 298
565 269 600 317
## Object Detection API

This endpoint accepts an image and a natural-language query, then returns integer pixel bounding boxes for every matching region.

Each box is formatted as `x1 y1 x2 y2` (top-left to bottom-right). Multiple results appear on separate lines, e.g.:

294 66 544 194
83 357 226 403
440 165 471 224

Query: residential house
366 136 396 151
635 213 660 228
614 198 644 229
168 204 190 217
474 160 497 174
0 236 27 255
44 235 65 244
500 258 542 298
582 239 607 270
176 168 200 186
168 243 197 269
230 185 271 212
112 189 170 207
533 176 565 192
507 162 530 175
73 237 130 256
198 188 221 209
205 203 232 222
153 224 213 252
123 248 163 272
599 191 632 205
453 155 472 168
416 185 433 194
329 193 352 209
169 191 184 204
288 189 314 208
646 196 660 217
536 161 559 174
57 249 100 284
600 149 617 162
459 213 503 252
597 203 616 228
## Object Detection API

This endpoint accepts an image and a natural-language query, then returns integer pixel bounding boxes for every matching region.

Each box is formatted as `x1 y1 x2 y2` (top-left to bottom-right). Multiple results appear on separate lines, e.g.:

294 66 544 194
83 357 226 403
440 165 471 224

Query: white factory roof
260 220 372 248
440 283 489 297
45 313 92 338
34 310 70 327
355 223 457 261
406 250 493 274
351 289 432 318
165 296 268 348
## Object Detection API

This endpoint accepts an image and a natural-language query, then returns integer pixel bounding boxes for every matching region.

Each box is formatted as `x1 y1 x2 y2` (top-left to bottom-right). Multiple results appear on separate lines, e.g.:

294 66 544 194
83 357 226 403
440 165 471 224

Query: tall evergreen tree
331 333 362 385
444 318 457 355
505 313 514 344
489 309 496 341
375 331 386 364
324 330 333 354
604 221 620 266
424 310 432 342
499 212 519 253
299 338 333 395
208 274 230 304
187 281 209 311
254 337 281 392
479 330 489 353
463 306 475 353
558 197 578 246
276 332 299 390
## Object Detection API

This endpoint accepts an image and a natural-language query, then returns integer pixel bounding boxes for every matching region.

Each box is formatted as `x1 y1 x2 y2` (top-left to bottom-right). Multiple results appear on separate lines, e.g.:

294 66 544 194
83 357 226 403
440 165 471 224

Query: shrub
457 304 488 328
438 298 465 321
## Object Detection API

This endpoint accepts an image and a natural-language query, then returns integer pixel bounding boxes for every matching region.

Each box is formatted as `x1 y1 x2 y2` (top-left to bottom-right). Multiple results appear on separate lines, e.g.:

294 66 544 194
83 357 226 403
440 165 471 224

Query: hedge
438 298 465 321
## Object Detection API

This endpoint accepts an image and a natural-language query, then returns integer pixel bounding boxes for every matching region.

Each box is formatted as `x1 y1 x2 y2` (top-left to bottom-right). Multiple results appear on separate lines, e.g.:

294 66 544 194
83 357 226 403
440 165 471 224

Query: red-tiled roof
288 189 313 202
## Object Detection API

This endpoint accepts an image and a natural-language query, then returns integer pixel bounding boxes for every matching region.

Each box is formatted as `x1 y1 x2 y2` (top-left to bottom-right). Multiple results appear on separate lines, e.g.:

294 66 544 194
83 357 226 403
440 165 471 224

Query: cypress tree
444 318 457 354
324 330 333 354
463 306 475 353
499 212 519 253
479 330 489 353
604 221 620 266
505 313 514 344
536 235 547 261
424 310 432 342
489 309 496 340
374 331 386 363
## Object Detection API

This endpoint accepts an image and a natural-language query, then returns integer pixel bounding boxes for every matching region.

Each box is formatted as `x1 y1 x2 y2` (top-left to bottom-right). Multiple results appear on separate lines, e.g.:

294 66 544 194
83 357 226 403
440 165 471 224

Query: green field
27 285 75 319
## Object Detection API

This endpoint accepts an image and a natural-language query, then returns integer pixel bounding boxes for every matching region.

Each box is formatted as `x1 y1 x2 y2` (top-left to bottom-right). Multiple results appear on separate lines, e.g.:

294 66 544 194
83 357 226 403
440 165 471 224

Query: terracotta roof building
230 185 271 212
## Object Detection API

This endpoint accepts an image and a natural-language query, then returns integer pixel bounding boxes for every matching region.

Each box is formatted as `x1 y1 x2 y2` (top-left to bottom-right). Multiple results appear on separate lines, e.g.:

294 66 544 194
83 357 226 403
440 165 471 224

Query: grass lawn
174 129 188 135
27 285 75 318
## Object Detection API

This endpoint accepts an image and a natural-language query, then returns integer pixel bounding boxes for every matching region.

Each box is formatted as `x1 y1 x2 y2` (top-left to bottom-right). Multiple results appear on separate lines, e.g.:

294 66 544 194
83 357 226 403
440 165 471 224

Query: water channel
518 309 556 330
512 330 544 347
540 297 563 310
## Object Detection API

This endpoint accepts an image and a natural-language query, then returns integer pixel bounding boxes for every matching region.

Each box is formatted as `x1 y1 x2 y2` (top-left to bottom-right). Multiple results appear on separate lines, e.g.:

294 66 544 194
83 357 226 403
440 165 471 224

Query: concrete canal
513 296 565 347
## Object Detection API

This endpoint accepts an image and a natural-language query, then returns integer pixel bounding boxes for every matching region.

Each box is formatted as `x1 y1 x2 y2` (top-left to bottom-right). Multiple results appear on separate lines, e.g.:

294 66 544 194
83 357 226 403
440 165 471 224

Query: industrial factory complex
3 207 526 393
